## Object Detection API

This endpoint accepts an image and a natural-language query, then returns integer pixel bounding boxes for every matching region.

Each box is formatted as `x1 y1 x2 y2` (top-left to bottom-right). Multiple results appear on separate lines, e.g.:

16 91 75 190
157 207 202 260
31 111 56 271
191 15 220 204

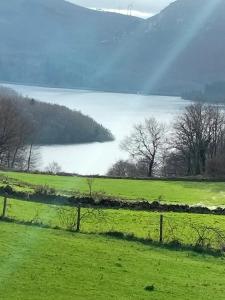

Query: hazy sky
66 0 174 18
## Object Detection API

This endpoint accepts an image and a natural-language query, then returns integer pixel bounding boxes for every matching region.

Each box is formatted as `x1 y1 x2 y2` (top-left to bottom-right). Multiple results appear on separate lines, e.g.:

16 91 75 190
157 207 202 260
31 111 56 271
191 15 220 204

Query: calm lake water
3 83 191 175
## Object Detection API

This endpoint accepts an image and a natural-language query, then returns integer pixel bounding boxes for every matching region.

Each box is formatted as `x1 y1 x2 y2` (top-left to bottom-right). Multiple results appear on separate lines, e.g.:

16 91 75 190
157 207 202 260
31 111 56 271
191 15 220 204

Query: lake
2 83 190 175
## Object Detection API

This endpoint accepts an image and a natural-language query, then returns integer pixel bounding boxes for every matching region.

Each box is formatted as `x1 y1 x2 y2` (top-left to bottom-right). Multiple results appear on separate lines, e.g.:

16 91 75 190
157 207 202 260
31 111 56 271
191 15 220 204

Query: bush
167 239 182 248
1 185 13 195
105 231 126 239
34 185 56 196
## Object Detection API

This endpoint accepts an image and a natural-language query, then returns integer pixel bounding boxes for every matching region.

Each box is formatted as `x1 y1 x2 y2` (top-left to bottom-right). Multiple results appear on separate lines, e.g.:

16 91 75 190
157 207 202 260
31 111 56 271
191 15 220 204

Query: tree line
0 88 36 170
0 86 113 170
182 81 225 103
108 103 225 178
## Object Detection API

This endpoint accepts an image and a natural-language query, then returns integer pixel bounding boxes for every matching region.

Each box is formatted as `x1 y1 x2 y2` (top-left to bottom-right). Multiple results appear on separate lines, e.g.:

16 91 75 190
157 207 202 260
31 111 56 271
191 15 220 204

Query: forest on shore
0 86 113 170
182 81 225 103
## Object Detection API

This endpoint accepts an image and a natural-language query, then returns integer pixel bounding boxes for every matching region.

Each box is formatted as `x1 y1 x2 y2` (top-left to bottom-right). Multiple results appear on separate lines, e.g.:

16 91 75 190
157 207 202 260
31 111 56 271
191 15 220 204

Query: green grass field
2 197 225 249
1 221 225 300
2 171 225 206
1 172 225 299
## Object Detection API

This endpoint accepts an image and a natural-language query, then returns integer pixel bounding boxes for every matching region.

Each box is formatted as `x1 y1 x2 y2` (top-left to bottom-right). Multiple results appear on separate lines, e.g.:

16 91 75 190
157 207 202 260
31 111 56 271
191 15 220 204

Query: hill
0 87 113 145
0 0 140 91
139 0 225 95
0 0 225 95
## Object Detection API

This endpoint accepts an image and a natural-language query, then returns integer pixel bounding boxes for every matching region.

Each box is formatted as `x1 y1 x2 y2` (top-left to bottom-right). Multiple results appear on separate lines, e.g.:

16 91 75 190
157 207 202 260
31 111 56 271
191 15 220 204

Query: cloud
66 0 174 17
89 8 153 18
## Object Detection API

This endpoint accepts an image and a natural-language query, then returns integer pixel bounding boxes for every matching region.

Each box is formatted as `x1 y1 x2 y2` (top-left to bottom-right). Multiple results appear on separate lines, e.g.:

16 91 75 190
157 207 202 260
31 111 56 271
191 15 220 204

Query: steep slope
138 0 225 94
0 0 141 90
0 0 225 95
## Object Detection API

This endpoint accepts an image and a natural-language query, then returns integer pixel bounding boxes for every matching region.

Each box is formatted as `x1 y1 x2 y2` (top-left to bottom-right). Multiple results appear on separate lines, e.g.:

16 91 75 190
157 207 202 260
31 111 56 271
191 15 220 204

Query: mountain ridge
0 0 225 96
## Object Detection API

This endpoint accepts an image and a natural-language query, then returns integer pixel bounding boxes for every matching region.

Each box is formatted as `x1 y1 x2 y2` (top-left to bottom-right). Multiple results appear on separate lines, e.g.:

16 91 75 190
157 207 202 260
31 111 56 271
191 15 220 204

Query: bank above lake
0 86 114 145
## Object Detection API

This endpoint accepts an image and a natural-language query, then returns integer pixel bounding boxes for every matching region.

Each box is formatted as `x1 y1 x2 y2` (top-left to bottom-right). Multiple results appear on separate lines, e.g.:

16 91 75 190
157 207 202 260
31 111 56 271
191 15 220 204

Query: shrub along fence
1 184 225 216
1 195 225 253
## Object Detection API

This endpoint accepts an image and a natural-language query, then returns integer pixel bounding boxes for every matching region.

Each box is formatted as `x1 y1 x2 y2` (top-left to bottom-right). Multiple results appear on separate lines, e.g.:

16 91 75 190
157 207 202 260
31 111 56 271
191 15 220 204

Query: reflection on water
3 83 190 175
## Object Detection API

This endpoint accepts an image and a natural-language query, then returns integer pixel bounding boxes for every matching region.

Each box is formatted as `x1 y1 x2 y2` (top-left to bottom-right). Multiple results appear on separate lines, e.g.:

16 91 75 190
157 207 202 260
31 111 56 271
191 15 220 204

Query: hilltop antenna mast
117 0 121 14
127 3 134 16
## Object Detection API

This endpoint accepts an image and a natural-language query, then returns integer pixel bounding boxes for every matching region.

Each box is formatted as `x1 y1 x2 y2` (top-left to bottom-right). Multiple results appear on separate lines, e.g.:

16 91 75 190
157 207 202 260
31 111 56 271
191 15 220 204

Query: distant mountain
0 0 225 96
0 0 141 90
138 0 225 95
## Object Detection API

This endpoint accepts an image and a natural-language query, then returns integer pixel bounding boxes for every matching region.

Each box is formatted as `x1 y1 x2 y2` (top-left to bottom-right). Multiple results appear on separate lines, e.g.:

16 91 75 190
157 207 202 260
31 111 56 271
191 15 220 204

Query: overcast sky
66 0 174 18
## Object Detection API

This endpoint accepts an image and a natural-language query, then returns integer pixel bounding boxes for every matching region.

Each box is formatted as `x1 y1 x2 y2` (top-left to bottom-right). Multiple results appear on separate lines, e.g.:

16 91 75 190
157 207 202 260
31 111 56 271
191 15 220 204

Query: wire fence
1 197 225 252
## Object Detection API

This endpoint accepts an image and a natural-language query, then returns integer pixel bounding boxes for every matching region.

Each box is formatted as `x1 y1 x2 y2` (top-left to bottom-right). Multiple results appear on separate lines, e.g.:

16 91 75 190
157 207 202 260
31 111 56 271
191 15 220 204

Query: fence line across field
1 196 225 251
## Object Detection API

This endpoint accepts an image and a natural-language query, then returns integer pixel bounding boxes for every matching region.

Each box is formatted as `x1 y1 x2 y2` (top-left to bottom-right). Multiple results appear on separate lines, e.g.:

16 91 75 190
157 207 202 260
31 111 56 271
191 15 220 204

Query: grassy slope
0 222 225 300
2 171 225 206
2 197 225 248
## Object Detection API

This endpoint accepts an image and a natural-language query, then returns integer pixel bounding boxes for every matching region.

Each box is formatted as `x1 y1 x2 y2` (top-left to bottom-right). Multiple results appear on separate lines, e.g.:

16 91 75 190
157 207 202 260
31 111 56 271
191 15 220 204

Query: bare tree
172 103 225 176
0 96 37 169
26 144 40 171
107 160 135 177
45 161 62 174
121 118 165 177
27 143 34 172
86 177 95 197
107 159 148 178
57 205 106 232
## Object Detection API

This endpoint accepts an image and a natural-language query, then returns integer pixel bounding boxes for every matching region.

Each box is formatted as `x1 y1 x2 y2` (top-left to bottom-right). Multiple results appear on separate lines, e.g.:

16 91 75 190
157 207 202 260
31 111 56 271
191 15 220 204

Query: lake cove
3 83 191 175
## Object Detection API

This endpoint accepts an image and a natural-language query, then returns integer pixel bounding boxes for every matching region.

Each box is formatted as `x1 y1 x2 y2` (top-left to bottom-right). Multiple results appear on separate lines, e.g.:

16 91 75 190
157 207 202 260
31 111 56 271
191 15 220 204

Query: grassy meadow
2 171 225 206
1 197 225 249
1 221 225 300
1 171 225 299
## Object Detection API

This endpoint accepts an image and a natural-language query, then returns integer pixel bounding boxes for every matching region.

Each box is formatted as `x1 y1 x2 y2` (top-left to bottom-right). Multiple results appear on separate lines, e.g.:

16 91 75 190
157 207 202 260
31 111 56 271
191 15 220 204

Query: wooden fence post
159 215 163 243
76 204 81 232
2 197 7 218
